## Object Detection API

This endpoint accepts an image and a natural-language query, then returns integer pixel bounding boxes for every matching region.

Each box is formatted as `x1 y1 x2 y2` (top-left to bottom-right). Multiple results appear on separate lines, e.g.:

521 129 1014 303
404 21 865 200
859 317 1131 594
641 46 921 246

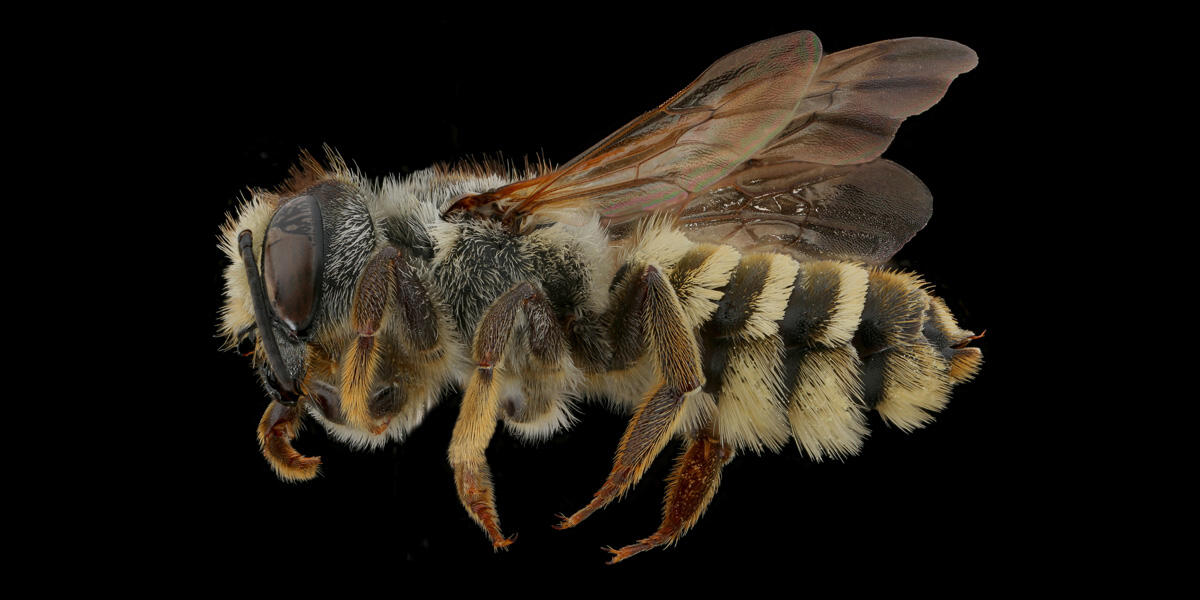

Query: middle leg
448 281 568 549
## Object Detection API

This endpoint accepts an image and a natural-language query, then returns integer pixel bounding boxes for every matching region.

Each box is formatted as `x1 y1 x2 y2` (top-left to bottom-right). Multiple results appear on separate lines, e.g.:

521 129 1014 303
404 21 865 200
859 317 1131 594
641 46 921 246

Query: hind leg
556 265 703 528
604 422 733 563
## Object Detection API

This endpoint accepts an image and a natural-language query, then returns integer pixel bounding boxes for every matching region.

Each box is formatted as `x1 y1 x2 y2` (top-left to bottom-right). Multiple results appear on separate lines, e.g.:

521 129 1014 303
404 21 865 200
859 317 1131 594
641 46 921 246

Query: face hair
238 229 298 403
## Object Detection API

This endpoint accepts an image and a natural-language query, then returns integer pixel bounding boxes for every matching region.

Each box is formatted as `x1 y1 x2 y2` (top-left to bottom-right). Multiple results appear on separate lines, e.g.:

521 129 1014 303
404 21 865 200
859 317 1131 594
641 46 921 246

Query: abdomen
609 223 982 457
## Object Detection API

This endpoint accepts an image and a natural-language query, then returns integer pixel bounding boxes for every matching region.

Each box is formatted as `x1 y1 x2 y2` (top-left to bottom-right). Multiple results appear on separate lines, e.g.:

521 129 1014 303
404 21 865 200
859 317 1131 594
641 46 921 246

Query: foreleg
341 247 399 429
257 399 321 481
340 245 441 433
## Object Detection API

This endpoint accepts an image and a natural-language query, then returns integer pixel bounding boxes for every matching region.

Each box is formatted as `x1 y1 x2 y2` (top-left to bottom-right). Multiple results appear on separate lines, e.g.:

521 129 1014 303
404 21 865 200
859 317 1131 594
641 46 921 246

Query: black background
161 8 1069 582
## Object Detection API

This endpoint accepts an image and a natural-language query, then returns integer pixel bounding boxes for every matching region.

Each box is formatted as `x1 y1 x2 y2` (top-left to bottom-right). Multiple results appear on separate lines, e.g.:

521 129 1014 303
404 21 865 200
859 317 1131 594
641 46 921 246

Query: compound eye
262 194 325 337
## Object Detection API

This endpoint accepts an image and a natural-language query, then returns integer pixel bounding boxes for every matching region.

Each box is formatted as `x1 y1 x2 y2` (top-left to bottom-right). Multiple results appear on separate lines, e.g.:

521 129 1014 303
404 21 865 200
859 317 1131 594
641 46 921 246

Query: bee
219 30 982 563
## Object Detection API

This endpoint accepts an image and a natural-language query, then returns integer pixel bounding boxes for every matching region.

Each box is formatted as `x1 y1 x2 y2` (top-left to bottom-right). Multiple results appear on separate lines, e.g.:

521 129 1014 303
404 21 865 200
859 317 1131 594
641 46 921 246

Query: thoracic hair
220 155 981 462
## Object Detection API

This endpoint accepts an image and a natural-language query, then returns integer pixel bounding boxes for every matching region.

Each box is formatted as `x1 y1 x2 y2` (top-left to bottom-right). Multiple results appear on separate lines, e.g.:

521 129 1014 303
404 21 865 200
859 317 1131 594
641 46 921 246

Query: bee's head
238 178 376 404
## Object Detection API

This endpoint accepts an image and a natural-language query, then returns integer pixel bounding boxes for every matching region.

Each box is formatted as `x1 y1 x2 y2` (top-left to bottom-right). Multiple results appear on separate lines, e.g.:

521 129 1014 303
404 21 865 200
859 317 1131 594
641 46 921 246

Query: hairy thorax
323 165 618 446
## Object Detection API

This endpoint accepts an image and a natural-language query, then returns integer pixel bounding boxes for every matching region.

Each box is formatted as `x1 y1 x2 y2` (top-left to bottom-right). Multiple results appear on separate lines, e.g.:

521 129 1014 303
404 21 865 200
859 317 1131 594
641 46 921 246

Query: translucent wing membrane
447 31 824 222
557 31 823 221
452 33 976 264
678 158 932 264
672 37 976 263
753 37 979 165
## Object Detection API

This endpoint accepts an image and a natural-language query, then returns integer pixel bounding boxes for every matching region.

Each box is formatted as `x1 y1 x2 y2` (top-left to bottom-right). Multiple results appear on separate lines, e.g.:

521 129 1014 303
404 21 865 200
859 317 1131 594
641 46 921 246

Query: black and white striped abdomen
617 224 982 460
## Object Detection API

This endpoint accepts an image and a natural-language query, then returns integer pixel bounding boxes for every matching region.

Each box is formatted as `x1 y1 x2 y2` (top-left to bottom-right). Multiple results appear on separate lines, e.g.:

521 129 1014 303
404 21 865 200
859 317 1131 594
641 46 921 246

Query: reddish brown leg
257 400 321 481
449 281 566 549
605 425 733 564
556 265 702 529
555 384 687 529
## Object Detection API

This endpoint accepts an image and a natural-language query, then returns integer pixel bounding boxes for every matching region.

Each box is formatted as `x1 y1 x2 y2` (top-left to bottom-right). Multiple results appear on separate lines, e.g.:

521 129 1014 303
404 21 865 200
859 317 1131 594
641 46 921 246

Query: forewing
678 159 932 264
448 33 976 261
754 37 978 165
479 31 825 223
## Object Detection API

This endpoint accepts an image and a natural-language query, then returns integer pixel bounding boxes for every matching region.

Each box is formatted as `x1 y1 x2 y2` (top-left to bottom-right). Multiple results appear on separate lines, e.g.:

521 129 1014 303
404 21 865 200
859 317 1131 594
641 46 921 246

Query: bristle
873 341 951 432
778 261 869 351
448 369 502 467
675 390 717 439
448 366 509 547
696 251 798 453
217 194 276 348
926 297 971 341
277 149 329 196
257 401 321 482
812 262 869 347
862 269 930 347
432 152 554 183
855 269 956 432
948 347 983 384
274 147 357 197
642 265 704 393
787 346 868 461
499 324 585 442
340 336 384 429
668 244 741 327
624 216 693 270
740 253 800 340
661 437 727 539
302 302 467 451
502 397 578 441
714 335 790 454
